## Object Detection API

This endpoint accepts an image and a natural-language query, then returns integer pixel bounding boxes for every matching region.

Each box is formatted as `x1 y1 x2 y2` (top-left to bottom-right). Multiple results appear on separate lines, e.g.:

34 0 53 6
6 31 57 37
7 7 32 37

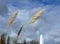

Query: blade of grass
14 25 23 44
1 33 6 44
7 36 10 44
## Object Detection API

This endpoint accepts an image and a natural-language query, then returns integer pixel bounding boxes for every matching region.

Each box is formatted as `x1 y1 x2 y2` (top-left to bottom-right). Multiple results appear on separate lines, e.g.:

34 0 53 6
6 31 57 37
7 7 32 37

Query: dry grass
0 28 39 44
6 10 19 36
29 9 45 24
8 10 19 29
0 33 6 44
0 9 45 44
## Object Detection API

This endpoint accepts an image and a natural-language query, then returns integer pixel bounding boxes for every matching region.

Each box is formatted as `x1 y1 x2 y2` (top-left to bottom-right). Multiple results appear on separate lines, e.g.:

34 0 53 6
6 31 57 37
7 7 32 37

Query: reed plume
14 25 23 44
29 9 45 24
8 10 19 29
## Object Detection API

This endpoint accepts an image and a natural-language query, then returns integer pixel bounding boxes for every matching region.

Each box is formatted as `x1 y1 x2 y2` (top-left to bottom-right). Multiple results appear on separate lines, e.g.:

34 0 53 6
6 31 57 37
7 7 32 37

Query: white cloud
10 32 17 38
26 38 32 42
54 38 60 42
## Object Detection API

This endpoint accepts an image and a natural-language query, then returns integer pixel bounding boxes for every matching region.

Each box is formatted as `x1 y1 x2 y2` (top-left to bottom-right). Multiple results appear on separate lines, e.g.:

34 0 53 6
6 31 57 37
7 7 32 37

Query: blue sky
0 0 60 44
5 0 60 9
